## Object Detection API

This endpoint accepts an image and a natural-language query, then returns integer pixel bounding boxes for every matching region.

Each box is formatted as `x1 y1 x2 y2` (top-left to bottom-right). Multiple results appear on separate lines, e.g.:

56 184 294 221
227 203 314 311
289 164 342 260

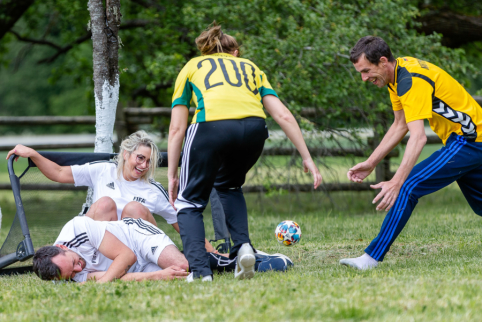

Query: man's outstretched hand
370 180 402 212
347 160 375 183
156 266 189 280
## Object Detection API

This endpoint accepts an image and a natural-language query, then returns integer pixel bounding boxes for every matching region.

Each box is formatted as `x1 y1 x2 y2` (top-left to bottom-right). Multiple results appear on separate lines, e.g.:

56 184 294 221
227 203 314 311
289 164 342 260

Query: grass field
3 143 481 321
1 183 481 321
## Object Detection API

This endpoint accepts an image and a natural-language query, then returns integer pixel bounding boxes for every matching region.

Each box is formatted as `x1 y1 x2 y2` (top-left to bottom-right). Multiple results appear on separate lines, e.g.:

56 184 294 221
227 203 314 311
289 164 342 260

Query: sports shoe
234 243 256 280
256 253 294 272
186 272 213 283
340 253 378 270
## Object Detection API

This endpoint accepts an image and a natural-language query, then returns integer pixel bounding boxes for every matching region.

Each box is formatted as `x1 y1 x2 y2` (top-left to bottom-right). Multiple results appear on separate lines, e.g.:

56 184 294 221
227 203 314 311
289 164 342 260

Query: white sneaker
234 243 256 280
340 253 378 270
186 272 213 283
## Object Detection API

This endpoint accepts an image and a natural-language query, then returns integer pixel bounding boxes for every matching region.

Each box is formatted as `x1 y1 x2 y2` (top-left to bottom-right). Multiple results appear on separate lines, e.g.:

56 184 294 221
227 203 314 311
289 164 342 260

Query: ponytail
195 21 241 56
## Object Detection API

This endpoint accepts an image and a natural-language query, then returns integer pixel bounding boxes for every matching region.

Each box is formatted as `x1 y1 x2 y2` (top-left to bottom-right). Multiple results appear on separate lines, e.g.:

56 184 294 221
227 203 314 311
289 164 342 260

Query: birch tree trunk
88 0 121 153
82 0 121 212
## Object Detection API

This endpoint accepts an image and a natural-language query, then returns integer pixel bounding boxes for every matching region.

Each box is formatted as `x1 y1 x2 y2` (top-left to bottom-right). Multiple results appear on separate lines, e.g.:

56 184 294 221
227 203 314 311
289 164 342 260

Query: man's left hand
370 180 402 211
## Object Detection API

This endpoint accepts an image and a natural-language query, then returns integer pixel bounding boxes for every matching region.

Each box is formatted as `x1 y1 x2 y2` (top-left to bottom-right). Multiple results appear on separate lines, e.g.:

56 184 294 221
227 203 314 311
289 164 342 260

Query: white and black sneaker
186 272 213 283
234 243 256 280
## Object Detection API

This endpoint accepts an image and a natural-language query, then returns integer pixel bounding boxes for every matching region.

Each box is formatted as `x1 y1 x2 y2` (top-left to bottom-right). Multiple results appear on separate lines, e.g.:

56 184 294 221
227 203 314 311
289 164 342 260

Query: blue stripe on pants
371 137 464 260
366 133 482 261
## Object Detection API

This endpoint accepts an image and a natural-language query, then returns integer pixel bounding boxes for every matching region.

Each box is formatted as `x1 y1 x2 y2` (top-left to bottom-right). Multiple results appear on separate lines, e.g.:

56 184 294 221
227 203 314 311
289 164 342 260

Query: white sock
340 253 378 270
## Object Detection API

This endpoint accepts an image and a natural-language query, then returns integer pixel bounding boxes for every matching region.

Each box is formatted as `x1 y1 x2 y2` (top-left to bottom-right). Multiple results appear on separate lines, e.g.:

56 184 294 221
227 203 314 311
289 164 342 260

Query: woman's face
123 145 152 181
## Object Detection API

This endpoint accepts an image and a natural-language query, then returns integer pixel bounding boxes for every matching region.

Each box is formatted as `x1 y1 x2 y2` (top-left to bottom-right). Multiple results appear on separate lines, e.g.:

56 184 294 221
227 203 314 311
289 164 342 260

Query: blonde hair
114 130 159 182
195 21 241 56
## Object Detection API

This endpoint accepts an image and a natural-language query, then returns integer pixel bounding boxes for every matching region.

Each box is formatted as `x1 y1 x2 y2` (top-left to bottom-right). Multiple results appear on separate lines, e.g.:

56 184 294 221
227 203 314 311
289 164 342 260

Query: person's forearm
27 150 71 183
263 96 312 160
367 122 408 167
167 127 185 178
121 271 156 281
96 252 137 283
391 133 427 184
273 113 312 161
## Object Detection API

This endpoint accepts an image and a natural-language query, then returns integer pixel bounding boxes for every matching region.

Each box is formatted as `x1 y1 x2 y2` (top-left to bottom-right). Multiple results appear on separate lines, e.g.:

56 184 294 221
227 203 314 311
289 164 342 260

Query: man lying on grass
34 216 189 282
33 216 293 282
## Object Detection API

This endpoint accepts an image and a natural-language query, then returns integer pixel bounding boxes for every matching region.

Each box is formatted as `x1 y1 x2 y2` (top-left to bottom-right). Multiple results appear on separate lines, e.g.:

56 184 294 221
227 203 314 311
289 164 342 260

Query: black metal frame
0 155 36 270
0 152 117 271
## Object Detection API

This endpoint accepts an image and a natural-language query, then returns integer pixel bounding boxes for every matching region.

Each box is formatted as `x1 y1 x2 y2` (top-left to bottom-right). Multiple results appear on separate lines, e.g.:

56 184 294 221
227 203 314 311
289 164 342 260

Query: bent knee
96 196 117 211
87 196 117 221
122 201 150 218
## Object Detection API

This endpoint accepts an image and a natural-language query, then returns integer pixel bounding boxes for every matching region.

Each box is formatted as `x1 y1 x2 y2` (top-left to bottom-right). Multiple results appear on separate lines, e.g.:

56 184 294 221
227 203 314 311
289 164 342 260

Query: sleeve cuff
405 114 432 123
172 98 190 109
260 87 278 98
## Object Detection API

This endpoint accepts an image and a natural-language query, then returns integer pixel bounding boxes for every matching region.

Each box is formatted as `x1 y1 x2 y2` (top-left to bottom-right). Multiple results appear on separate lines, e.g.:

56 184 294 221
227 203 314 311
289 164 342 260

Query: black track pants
175 117 268 278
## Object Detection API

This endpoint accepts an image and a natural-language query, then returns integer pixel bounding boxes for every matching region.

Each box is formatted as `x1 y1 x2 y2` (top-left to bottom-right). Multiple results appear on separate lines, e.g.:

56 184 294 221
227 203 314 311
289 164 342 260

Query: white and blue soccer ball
275 220 301 246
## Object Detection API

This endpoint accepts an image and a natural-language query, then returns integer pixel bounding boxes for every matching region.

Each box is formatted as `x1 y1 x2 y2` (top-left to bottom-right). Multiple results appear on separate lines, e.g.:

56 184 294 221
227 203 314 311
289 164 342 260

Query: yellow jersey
172 53 278 123
388 56 482 144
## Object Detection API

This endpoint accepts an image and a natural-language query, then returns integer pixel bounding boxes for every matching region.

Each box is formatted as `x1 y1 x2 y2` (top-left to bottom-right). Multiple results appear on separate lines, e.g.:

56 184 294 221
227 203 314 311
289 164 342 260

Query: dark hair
195 21 241 56
33 246 64 280
350 36 395 65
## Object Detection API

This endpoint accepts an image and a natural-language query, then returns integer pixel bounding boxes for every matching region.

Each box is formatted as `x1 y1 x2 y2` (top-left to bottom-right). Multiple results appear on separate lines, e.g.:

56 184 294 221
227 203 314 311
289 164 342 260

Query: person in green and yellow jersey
168 22 322 282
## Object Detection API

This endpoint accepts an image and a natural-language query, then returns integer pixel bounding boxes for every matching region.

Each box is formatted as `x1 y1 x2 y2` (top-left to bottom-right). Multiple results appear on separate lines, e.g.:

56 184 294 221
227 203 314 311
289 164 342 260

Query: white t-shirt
54 217 174 282
71 161 177 224
55 217 124 282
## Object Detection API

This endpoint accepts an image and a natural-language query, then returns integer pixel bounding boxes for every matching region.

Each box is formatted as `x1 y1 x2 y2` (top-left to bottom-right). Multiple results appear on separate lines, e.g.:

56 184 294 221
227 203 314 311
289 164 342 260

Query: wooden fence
1 96 481 192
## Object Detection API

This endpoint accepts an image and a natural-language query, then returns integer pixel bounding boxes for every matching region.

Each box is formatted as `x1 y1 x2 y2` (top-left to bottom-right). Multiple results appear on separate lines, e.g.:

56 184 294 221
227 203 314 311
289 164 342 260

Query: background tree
0 0 35 40
0 0 478 142
88 0 121 153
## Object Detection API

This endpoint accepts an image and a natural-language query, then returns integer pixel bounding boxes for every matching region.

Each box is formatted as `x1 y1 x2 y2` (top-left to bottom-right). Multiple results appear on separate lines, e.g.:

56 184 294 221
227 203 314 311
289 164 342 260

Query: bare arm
371 119 426 211
120 266 189 281
348 110 408 183
86 271 106 281
367 109 409 168
94 231 137 283
6 144 74 183
86 266 189 282
389 119 427 185
167 105 189 209
262 95 322 188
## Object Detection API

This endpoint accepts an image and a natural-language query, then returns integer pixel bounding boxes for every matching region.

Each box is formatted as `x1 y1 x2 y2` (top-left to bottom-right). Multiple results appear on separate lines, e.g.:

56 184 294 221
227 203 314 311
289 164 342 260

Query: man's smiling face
51 246 86 280
353 53 391 88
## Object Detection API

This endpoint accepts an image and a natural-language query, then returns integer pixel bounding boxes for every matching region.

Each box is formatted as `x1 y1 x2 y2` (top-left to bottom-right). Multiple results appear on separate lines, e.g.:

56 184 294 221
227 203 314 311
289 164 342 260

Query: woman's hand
168 175 179 210
6 144 35 161
303 158 323 189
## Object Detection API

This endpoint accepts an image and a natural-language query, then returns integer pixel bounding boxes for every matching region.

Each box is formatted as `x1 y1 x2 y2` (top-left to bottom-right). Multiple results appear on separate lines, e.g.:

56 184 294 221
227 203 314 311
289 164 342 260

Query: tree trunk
416 10 482 48
82 0 121 212
88 0 121 154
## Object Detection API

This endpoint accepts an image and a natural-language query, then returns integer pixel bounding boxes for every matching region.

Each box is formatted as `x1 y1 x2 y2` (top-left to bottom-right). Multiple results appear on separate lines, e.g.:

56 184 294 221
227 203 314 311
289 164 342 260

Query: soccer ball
275 220 301 246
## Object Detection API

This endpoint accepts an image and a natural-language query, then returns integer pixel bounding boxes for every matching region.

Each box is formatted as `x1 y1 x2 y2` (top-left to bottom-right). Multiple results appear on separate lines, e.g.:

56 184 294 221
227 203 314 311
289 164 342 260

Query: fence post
372 107 393 182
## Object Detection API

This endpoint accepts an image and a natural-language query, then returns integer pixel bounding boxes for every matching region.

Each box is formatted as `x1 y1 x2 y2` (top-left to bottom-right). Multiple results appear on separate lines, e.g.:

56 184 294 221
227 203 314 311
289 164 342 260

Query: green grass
1 183 481 321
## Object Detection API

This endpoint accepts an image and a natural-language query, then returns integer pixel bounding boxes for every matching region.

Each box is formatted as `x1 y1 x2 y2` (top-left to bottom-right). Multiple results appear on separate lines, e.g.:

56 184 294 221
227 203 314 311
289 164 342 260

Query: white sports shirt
71 161 177 224
54 217 173 282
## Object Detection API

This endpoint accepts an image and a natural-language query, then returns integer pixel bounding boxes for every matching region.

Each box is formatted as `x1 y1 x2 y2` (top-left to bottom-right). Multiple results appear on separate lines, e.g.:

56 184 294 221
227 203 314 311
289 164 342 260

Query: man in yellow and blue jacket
341 36 482 270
